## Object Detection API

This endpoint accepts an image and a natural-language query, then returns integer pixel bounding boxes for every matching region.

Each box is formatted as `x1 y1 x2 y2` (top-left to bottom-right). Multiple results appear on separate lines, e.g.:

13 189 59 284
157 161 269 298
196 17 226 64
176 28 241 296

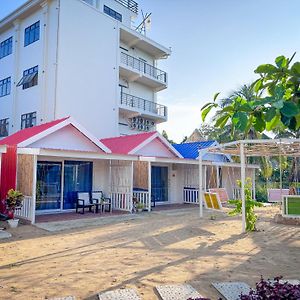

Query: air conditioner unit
132 117 137 123
145 125 150 131
138 118 144 124
151 121 155 126
138 124 145 131
145 120 150 125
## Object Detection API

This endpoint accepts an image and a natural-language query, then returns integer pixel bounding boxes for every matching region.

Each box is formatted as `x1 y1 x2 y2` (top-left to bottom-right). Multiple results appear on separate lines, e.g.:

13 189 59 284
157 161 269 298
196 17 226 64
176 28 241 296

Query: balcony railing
115 0 138 14
120 52 167 84
121 92 167 118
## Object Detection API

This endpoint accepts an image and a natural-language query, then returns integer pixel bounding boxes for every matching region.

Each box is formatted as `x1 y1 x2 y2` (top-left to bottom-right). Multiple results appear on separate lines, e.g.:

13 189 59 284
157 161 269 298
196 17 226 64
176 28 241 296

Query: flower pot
137 208 143 213
7 219 19 228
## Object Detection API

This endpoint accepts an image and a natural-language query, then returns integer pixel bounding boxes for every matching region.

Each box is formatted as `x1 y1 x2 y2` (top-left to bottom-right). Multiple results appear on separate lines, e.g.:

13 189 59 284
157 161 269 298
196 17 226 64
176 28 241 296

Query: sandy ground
0 206 299 300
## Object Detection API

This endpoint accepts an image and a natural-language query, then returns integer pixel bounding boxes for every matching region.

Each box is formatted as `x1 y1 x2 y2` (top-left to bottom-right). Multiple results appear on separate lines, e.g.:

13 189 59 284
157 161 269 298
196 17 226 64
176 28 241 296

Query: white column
198 151 203 218
216 165 220 188
148 161 151 212
31 155 37 224
240 143 246 233
204 166 207 190
130 161 134 212
252 168 256 200
40 1 49 122
12 21 20 132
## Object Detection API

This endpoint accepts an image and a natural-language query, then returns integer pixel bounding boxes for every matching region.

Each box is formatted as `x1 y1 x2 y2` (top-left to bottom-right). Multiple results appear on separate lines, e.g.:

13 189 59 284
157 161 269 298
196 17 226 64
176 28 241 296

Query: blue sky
1 0 300 142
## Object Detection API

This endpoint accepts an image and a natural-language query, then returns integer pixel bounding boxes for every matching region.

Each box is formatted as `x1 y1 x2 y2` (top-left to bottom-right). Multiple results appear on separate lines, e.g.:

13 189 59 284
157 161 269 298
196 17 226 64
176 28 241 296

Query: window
24 21 40 46
104 5 122 22
0 118 9 137
0 37 13 59
17 66 38 89
21 112 37 129
0 77 11 97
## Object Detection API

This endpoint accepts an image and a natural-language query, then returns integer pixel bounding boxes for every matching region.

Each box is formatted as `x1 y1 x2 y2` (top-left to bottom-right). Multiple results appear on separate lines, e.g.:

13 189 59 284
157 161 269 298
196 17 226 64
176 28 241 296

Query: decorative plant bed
274 214 300 226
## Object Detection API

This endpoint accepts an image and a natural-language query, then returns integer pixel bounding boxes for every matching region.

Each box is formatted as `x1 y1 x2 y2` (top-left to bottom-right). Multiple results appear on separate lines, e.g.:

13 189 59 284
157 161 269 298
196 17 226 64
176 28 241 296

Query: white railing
183 188 199 204
233 188 254 200
110 192 132 212
133 191 150 211
14 196 34 223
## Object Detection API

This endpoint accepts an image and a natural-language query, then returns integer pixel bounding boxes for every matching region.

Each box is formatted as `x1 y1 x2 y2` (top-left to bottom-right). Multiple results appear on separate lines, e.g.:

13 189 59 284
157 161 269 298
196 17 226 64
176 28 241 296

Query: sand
0 206 299 300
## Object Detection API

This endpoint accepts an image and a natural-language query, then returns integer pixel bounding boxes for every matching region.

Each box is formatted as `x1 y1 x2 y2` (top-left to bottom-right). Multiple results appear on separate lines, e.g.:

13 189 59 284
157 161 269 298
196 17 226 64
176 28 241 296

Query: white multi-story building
0 0 170 138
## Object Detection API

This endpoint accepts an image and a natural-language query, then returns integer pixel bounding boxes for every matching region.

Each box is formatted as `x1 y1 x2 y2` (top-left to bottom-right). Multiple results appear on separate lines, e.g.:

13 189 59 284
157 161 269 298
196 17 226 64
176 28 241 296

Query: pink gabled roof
101 131 157 154
0 117 70 146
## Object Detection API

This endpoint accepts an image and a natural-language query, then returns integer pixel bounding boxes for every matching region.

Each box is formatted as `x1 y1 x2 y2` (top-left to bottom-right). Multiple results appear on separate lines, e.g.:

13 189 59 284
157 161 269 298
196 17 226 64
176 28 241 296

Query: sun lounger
267 188 289 203
98 288 141 300
209 188 229 203
155 284 203 300
212 282 251 300
203 192 222 210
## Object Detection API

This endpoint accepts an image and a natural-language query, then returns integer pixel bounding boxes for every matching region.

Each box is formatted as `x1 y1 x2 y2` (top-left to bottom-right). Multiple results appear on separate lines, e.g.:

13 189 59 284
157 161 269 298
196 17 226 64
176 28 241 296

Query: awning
16 72 37 87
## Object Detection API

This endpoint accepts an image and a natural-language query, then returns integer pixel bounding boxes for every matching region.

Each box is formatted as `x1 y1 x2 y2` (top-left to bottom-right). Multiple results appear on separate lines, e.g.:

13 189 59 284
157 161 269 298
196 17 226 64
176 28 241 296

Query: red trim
0 146 17 213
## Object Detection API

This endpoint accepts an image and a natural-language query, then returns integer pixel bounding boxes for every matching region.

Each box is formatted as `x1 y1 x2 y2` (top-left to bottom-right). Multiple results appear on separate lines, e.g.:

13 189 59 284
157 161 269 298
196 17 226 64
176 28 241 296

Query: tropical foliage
201 53 300 138
228 178 263 231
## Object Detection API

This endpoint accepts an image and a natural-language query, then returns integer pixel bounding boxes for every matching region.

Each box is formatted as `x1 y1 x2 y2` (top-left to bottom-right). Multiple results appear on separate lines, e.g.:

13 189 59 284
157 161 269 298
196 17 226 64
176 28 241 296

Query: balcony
114 0 138 14
119 52 168 91
120 92 167 122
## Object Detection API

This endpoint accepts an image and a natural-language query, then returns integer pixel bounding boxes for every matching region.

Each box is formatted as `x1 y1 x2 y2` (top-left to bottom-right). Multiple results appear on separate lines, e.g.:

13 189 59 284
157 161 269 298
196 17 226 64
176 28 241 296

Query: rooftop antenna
136 10 152 36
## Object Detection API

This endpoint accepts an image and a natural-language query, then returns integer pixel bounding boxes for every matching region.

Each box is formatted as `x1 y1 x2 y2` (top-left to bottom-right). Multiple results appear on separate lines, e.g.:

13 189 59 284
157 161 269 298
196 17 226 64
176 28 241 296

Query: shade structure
199 138 300 233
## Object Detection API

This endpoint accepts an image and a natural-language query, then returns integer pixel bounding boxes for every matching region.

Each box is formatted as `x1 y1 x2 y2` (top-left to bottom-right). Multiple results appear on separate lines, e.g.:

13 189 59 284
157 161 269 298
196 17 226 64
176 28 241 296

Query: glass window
24 21 40 46
21 112 37 129
0 118 9 137
36 162 62 210
103 5 122 22
17 66 38 89
0 37 13 59
0 77 11 97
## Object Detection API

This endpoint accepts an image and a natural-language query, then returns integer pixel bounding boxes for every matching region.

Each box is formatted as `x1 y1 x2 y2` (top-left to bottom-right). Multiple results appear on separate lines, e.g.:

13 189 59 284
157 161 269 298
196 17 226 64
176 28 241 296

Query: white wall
28 124 103 152
93 159 110 195
55 0 119 138
0 0 59 134
135 138 176 158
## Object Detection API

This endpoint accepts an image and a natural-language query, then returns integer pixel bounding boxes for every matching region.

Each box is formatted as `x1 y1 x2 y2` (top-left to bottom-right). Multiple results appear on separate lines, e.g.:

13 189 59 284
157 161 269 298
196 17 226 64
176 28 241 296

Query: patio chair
92 191 112 213
76 192 97 214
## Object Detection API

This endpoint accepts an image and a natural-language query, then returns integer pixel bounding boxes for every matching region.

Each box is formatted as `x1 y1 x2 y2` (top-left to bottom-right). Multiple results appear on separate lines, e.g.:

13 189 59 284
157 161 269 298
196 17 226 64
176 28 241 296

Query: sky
1 0 300 142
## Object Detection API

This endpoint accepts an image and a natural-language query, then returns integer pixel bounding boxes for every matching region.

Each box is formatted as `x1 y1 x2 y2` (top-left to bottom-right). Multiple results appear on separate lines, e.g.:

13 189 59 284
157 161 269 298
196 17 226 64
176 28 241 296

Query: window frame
103 5 122 22
0 77 11 98
0 37 13 59
17 65 38 90
24 21 40 47
21 112 37 129
0 118 9 137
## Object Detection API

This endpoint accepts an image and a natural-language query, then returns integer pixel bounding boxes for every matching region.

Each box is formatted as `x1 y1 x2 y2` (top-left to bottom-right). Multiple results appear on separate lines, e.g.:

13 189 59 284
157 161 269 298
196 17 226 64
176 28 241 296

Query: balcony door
36 162 62 211
151 166 168 202
63 161 93 209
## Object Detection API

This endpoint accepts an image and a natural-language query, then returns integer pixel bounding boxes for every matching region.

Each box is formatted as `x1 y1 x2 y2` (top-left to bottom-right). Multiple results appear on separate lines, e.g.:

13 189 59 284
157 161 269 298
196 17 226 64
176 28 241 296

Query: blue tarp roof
172 141 216 159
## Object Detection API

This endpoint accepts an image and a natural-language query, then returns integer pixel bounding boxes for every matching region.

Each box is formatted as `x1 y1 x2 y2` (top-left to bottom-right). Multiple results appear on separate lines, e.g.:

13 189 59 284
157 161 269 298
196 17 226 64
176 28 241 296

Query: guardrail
115 0 138 14
14 196 34 223
133 191 150 211
110 192 132 212
183 188 199 204
121 92 167 117
120 52 167 84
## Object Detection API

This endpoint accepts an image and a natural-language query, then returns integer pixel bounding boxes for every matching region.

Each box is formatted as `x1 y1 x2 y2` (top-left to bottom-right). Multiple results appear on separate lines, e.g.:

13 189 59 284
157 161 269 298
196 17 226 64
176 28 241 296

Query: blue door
36 162 62 210
63 161 93 209
151 166 168 202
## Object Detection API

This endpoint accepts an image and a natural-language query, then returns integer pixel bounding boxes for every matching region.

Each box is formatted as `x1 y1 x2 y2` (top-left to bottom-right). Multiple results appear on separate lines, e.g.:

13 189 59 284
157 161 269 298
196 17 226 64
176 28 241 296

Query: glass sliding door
151 166 168 202
36 162 62 211
63 161 93 210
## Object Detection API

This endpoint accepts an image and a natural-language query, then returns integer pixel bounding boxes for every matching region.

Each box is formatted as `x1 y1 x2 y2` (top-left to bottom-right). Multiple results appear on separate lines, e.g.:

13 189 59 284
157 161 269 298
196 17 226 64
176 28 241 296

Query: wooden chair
76 192 96 214
92 191 112 213
209 188 229 204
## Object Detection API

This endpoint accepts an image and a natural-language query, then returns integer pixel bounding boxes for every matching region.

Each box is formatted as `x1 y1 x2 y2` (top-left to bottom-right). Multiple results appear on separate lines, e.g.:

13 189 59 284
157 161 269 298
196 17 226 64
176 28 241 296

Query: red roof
101 131 156 154
0 117 69 146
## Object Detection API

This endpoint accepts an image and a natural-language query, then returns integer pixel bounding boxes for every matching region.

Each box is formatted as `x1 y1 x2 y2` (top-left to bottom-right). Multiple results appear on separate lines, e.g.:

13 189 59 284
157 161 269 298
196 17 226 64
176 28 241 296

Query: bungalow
0 117 257 224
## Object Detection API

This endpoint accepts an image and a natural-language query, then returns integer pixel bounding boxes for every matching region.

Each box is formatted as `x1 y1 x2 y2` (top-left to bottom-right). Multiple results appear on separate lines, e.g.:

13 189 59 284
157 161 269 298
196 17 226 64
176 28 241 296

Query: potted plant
6 189 24 228
136 202 144 213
